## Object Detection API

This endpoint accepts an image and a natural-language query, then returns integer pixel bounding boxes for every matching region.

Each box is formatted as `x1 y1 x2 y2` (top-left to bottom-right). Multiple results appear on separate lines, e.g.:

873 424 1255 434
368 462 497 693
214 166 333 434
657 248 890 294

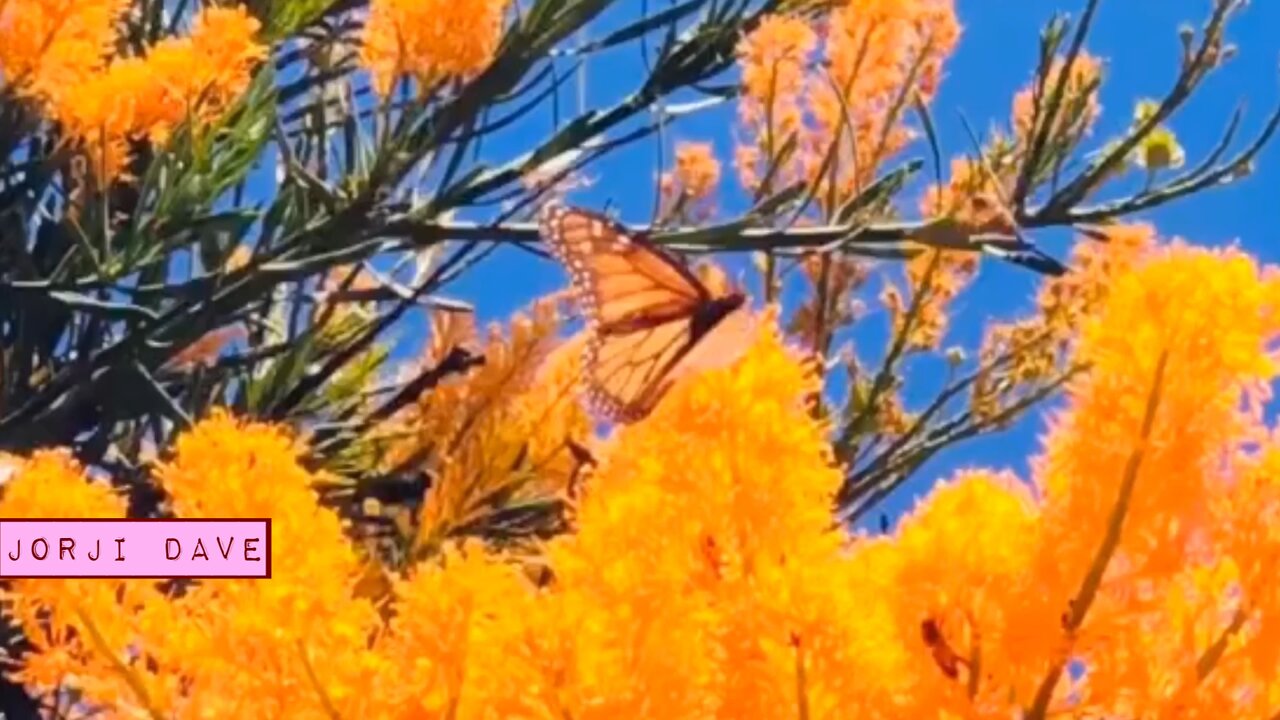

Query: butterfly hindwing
587 317 693 422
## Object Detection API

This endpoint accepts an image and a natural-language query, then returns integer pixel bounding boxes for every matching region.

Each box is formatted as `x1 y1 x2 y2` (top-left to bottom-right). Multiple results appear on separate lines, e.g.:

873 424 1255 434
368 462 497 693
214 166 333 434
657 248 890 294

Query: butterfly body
686 292 747 340
597 289 745 338
538 203 754 424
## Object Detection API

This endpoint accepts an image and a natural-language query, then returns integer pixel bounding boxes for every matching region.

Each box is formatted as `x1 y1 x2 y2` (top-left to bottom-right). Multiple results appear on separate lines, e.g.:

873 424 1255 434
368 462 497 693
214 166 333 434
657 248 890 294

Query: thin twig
1025 350 1170 719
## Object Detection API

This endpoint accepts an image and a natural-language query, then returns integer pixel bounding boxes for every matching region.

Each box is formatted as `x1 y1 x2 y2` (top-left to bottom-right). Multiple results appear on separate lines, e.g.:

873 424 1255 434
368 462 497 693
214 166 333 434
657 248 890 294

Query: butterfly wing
588 315 698 421
538 203 749 422
539 204 709 332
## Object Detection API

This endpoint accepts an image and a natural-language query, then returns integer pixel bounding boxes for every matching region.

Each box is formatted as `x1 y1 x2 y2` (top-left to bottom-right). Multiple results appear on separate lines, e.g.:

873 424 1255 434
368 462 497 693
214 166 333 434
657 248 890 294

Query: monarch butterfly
538 203 755 423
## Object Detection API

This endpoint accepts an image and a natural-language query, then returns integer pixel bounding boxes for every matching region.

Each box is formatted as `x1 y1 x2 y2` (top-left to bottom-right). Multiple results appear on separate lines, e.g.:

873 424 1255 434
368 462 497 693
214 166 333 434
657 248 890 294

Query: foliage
0 0 1277 715
7 239 1280 717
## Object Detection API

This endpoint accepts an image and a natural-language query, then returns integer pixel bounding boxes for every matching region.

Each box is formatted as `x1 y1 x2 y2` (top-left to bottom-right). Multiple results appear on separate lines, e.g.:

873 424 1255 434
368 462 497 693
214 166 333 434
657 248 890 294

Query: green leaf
566 0 705 56
834 159 924 225
254 0 334 41
123 67 277 270
317 344 390 417
752 180 809 218
46 292 160 322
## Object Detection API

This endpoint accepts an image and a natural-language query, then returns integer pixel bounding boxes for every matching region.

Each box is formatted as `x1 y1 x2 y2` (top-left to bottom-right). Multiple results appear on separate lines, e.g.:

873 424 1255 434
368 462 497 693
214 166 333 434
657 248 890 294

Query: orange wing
538 203 748 423
539 204 708 331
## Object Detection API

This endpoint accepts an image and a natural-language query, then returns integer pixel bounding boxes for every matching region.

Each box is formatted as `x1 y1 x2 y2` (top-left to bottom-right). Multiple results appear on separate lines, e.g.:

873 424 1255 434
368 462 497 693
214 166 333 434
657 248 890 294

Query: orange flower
734 14 817 192
973 223 1159 418
146 410 386 718
535 311 910 718
735 3 961 205
138 5 267 142
810 0 961 196
737 14 816 126
1039 242 1280 558
920 156 1015 231
1012 52 1103 144
886 157 1017 350
0 0 130 100
385 298 592 555
360 0 512 97
877 469 1047 712
659 141 722 222
1202 432 1280 716
0 450 171 714
786 253 870 355
153 409 366 601
222 244 255 273
374 544 541 717
1028 243 1280 710
42 5 265 179
666 141 721 200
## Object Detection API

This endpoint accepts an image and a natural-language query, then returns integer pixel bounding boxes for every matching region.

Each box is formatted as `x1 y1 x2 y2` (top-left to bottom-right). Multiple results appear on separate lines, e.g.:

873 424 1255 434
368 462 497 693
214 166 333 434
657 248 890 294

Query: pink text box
0 519 272 578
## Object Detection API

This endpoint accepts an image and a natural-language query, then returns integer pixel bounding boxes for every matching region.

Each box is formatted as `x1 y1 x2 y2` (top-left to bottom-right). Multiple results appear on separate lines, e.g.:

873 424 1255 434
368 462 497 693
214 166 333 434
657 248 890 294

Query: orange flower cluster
80 6 262 178
4 3 266 179
920 156 1018 233
0 450 176 710
0 0 129 98
734 14 817 192
883 158 1016 351
814 0 961 188
1025 243 1280 715
0 415 388 718
8 240 1280 717
382 299 593 557
735 2 961 204
973 222 1158 418
659 141 723 223
787 252 870 356
881 248 978 352
1012 52 1104 143
872 152 1037 370
360 0 512 98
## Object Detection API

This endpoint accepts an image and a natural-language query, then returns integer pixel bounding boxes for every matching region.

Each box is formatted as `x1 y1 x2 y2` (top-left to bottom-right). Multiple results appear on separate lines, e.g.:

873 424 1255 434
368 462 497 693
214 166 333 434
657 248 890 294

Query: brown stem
1025 349 1170 719
1195 605 1248 682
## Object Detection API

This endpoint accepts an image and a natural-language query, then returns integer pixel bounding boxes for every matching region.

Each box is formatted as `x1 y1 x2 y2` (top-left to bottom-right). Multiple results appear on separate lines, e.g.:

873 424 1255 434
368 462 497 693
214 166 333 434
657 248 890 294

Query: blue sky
419 1 1280 527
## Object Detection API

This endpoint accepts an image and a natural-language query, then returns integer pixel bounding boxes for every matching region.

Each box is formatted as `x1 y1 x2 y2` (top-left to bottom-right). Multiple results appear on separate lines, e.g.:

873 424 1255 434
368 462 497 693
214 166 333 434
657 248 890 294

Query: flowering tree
0 0 1277 716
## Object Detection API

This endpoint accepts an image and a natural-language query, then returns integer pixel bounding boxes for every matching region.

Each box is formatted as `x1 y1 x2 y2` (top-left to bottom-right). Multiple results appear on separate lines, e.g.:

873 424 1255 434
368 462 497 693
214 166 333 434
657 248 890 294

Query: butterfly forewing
540 205 706 333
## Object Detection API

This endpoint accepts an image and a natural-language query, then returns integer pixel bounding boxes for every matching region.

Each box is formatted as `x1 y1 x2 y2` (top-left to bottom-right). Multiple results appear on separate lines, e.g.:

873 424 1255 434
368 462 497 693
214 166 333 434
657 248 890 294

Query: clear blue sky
403 1 1280 527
